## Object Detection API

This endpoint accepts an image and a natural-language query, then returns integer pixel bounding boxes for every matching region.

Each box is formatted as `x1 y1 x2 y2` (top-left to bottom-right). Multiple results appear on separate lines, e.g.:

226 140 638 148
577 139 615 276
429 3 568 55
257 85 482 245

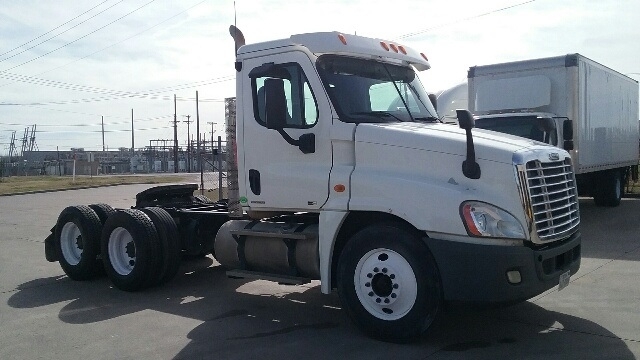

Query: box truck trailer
468 54 639 206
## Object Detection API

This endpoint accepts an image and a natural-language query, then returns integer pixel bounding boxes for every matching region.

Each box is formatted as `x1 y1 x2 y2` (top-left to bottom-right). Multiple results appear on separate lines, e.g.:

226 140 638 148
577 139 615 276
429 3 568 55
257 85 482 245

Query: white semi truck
467 54 640 207
44 29 582 342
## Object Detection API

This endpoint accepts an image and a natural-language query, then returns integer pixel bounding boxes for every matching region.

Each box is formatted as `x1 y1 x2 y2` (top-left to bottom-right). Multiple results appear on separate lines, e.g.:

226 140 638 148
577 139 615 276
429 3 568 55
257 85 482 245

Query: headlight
460 201 525 239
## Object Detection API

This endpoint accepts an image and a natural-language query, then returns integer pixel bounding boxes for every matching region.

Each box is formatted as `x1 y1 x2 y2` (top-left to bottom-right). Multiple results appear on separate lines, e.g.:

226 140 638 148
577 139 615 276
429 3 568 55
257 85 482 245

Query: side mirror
428 93 438 112
457 109 475 130
456 109 481 179
537 117 556 133
562 119 573 140
563 119 574 151
264 78 287 130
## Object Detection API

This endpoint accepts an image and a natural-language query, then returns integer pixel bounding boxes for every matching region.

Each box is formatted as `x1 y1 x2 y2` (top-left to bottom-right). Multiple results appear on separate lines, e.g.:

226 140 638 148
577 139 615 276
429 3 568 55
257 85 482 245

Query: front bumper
425 231 581 303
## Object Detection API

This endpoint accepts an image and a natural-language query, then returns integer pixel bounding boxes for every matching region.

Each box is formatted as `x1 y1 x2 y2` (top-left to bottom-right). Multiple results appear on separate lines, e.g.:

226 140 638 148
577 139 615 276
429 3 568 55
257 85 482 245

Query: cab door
240 50 332 211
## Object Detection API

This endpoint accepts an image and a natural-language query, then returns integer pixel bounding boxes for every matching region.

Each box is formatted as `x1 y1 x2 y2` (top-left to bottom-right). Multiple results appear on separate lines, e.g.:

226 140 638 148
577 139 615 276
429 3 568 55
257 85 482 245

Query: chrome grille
522 158 579 242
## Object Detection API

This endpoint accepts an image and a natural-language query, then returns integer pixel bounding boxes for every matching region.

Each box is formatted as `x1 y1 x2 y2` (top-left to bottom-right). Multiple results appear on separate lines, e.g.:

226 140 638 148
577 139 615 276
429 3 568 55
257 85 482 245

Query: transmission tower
28 125 38 152
19 127 29 157
8 131 16 161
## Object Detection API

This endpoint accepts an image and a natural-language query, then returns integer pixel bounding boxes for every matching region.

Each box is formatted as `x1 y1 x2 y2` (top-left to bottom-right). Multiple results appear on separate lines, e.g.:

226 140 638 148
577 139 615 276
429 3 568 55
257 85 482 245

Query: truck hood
355 122 549 164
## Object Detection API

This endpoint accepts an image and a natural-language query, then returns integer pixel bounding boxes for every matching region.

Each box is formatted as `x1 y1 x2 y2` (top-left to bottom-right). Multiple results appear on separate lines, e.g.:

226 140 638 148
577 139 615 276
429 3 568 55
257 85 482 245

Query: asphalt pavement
0 184 638 359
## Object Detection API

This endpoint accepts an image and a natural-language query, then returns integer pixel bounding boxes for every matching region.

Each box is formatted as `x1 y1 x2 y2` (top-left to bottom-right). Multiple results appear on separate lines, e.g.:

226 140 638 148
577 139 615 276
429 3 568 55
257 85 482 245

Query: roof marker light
380 41 389 51
338 34 347 45
389 43 398 53
420 53 429 61
398 45 407 55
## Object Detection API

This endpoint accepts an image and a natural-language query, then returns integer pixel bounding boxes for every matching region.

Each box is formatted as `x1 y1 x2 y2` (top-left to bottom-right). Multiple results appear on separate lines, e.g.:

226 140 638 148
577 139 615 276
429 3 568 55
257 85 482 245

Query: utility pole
207 121 215 151
101 116 105 152
196 91 200 172
207 121 215 169
173 94 178 173
182 115 192 172
131 109 135 154
57 146 61 176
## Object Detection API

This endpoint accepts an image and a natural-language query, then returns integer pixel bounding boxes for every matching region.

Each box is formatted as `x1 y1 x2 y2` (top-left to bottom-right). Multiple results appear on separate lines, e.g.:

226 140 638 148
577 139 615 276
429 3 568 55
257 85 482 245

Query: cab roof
238 32 431 71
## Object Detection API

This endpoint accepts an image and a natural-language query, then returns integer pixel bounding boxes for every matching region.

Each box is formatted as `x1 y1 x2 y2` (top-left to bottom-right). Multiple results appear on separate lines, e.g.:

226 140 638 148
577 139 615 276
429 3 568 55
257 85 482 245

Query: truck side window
252 63 318 128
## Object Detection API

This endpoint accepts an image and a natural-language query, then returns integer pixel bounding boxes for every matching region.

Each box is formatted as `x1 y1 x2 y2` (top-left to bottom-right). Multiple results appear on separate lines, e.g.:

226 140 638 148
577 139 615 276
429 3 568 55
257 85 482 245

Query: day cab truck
468 54 640 207
44 28 582 342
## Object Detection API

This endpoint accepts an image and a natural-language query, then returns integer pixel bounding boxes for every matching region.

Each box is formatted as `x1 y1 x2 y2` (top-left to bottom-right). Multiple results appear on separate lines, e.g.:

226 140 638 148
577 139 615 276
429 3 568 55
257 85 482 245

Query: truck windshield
475 116 558 145
316 55 438 123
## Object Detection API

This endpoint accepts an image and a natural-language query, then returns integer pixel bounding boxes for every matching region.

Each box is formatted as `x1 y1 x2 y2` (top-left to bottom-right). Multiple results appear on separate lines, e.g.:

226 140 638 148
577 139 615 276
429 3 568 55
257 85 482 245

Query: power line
0 1 124 62
22 105 176 122
0 0 209 91
395 0 539 40
0 0 110 58
1 0 157 73
0 72 233 104
0 115 174 128
35 126 172 134
35 0 209 78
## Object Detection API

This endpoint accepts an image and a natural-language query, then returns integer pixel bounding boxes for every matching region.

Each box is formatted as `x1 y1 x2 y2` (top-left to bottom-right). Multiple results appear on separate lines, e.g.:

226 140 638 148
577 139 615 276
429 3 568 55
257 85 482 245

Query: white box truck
468 54 640 206
44 29 582 342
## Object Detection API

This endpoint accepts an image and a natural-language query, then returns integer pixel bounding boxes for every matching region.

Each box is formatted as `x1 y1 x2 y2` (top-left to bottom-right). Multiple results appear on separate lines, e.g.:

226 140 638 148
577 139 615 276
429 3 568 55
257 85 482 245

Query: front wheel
337 223 442 342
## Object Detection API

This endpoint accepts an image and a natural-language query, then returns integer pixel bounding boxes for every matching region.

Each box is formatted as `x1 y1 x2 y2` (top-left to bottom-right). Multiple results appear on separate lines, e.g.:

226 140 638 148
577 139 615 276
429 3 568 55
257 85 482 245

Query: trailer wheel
141 207 181 285
593 170 623 207
55 205 103 280
101 209 161 291
88 203 116 224
337 223 442 342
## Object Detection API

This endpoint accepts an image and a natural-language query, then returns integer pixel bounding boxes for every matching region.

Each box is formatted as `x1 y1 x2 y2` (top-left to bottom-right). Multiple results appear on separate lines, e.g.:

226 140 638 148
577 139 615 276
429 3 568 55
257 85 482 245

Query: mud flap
44 225 58 262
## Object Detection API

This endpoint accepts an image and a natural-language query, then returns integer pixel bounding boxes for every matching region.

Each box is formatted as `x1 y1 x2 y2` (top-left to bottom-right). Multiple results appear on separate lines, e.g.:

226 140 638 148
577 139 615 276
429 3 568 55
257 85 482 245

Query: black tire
593 170 623 207
88 203 116 225
87 203 116 276
55 205 103 280
101 209 162 291
141 207 181 285
337 223 442 342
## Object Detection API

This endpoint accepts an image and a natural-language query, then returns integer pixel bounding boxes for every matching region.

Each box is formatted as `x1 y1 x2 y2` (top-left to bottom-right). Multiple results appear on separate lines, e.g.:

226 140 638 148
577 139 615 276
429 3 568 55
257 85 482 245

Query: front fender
349 142 526 237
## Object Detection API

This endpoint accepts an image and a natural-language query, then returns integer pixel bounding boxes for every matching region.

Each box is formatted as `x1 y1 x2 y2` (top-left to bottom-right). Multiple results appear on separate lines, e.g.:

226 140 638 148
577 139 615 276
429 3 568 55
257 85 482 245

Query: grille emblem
548 152 560 161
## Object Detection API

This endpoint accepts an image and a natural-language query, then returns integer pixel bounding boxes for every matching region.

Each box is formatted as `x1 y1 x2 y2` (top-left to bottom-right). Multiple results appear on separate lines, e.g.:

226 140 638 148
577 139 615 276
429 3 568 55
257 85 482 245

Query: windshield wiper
413 116 440 123
350 111 404 122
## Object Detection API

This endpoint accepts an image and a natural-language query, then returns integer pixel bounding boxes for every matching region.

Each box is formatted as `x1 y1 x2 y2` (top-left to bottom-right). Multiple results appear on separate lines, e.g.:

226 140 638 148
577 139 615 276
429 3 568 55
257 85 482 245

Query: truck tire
55 205 103 280
141 207 181 285
593 170 622 207
337 223 442 342
88 203 116 225
101 209 162 291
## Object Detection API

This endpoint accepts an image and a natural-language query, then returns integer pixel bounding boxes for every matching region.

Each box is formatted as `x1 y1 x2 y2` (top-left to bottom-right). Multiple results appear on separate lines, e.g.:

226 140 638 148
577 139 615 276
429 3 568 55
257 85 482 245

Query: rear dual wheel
140 207 181 286
101 208 181 291
55 205 103 280
101 209 162 291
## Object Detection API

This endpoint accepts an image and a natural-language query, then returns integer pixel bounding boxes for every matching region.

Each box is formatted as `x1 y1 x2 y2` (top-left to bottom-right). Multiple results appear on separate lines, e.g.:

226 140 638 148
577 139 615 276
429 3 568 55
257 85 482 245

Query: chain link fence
198 136 227 201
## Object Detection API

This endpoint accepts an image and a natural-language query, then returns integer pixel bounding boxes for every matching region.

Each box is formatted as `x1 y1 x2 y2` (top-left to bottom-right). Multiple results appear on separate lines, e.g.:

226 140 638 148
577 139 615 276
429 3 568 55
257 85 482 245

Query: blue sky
0 0 638 153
